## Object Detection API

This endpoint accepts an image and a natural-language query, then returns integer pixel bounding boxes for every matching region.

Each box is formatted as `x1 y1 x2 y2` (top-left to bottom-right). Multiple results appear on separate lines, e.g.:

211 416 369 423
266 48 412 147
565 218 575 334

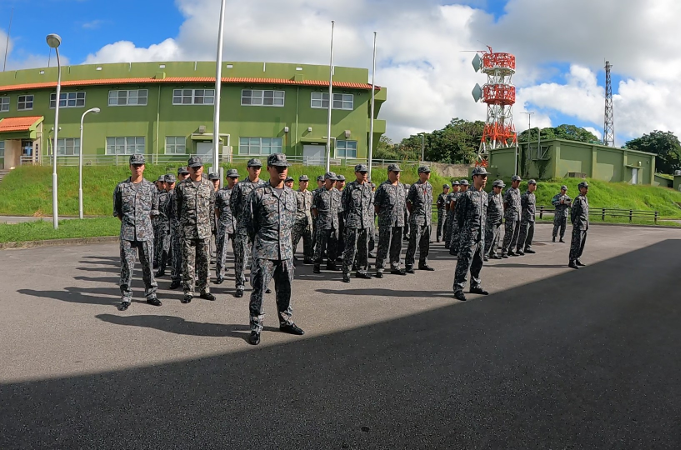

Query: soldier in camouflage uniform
230 159 266 298
453 167 490 302
340 164 374 282
403 183 411 241
175 156 216 303
214 168 239 284
449 179 469 255
501 175 522 257
311 175 325 250
374 163 407 277
292 175 314 264
152 175 166 269
551 185 572 242
404 166 435 272
443 181 460 248
368 181 377 258
336 175 347 260
285 176 295 188
569 181 589 269
312 172 341 273
516 179 537 255
168 167 189 290
113 154 161 311
436 184 450 242
484 179 505 260
154 177 172 277
245 153 304 346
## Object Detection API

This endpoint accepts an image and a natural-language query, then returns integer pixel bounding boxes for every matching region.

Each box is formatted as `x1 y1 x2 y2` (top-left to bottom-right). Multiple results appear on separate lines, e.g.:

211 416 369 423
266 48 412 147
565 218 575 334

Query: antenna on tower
603 60 614 146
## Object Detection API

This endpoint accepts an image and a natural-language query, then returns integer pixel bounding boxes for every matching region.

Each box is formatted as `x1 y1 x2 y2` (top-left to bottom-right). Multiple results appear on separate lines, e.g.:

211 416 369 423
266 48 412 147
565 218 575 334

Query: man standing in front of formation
246 153 304 346
405 165 435 273
176 156 216 303
484 179 505 261
374 164 407 277
214 169 239 284
312 172 341 273
569 181 589 269
340 164 374 282
516 179 537 256
552 185 571 243
168 167 189 289
501 175 522 258
444 181 460 249
453 167 489 302
113 154 161 311
436 183 450 243
449 179 469 256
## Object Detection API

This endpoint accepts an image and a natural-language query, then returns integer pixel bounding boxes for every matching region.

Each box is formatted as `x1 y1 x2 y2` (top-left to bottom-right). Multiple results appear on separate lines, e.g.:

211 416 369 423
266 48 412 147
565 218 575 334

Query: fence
537 205 659 224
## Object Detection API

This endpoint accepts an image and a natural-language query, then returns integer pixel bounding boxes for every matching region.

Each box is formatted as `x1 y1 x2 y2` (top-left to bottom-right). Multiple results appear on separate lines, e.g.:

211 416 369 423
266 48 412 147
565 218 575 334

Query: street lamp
418 132 426 162
79 107 101 219
47 33 62 229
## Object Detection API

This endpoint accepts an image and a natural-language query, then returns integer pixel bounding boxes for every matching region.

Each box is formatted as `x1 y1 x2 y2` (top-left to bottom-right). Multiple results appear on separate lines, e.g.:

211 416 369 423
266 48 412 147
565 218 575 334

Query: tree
625 131 681 174
517 124 598 144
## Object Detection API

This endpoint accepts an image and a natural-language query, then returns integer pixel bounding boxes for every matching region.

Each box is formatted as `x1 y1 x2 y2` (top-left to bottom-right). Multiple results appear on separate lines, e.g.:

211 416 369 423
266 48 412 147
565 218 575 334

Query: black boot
454 291 467 302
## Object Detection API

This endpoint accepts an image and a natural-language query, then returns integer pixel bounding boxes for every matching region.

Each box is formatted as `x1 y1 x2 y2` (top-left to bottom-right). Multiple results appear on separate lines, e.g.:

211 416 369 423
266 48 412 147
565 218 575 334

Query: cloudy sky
1 0 679 145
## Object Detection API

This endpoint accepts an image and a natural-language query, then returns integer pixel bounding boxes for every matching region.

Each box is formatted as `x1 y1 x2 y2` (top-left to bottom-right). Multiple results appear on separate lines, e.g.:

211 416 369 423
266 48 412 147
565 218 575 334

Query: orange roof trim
0 77 381 93
0 116 44 133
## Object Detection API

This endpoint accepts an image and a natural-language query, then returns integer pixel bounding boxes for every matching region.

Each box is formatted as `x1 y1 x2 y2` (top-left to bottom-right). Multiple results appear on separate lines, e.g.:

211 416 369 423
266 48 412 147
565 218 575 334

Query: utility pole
603 60 614 146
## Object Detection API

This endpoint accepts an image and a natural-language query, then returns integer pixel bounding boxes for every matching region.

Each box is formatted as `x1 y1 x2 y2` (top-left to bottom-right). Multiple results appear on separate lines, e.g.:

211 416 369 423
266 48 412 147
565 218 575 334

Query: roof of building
0 116 44 133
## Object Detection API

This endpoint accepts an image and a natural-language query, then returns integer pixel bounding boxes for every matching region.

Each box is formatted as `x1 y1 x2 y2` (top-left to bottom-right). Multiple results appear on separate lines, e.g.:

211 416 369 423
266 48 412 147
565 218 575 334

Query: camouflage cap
226 168 239 178
417 165 431 174
267 153 291 167
578 181 589 189
452 181 460 186
561 185 568 190
511 175 522 182
157 176 165 182
285 176 294 182
493 179 505 188
387 163 401 172
443 184 450 189
336 175 346 182
129 154 145 165
324 171 338 181
299 175 310 182
187 156 203 168
208 172 220 181
354 164 369 172
164 174 176 184
247 158 263 167
472 166 488 177
528 179 537 185
177 166 189 175
317 175 324 182
460 179 470 186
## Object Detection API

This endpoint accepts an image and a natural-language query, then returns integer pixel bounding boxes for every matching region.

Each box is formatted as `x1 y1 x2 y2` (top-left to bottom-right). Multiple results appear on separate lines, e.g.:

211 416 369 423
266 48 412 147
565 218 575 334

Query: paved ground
2 223 681 449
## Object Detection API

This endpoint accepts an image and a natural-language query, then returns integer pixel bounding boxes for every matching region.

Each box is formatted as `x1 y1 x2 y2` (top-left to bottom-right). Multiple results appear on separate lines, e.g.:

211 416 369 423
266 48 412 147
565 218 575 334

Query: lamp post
521 111 534 176
79 107 100 219
418 132 426 161
213 0 226 179
47 33 62 229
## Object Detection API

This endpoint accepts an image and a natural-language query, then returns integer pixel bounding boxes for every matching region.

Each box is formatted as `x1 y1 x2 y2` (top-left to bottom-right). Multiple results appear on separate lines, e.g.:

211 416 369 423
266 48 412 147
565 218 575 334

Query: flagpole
368 31 377 178
212 0 226 174
326 21 335 172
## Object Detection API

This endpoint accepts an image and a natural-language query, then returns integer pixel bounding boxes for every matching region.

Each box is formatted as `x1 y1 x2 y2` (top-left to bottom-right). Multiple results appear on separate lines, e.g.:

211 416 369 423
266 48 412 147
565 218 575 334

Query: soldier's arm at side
373 187 383 214
151 186 160 217
229 183 240 217
245 190 259 242
175 184 183 220
406 185 416 214
113 184 122 221
457 194 469 228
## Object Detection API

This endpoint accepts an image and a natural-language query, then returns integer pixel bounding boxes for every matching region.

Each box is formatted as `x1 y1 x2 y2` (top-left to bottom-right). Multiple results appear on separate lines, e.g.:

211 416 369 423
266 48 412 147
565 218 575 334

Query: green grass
0 217 120 243
536 216 681 228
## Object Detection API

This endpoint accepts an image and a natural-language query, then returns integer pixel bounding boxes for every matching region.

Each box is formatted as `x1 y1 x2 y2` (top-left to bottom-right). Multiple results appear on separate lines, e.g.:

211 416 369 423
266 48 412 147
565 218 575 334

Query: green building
488 139 656 185
0 61 387 170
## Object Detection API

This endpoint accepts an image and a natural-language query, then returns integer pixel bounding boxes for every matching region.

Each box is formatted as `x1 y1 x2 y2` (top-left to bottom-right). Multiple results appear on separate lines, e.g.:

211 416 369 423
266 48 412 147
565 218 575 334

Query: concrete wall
429 162 474 179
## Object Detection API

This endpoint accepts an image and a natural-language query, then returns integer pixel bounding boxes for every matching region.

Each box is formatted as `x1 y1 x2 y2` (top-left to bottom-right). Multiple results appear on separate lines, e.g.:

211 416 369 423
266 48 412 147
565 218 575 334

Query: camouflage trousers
233 232 252 290
484 222 502 257
342 227 370 275
181 237 211 294
569 228 587 261
449 220 461 255
436 209 446 241
215 228 235 280
337 218 346 259
119 239 158 301
376 225 403 272
291 219 314 260
403 211 410 240
444 213 455 248
501 217 521 256
405 222 430 268
152 223 162 266
553 215 568 239
516 220 535 252
368 222 376 252
170 225 182 282
453 239 484 293
249 258 294 333
314 228 338 264
155 225 170 272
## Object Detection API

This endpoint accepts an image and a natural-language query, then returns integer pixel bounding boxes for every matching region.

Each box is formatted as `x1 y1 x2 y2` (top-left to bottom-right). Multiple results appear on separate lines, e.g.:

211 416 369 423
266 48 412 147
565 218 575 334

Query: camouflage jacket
457 189 488 243
246 184 297 261
295 189 313 223
113 177 158 242
342 181 374 229
167 189 180 230
215 187 236 235
520 191 536 223
446 192 460 218
571 195 589 230
176 177 215 240
312 187 341 230
436 192 448 210
486 192 504 226
503 187 522 220
374 181 407 228
230 178 266 234
551 193 572 218
156 191 171 231
407 181 434 226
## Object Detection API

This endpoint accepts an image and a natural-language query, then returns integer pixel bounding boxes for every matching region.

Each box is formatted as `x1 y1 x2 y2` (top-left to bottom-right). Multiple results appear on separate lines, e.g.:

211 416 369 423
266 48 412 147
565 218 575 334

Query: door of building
632 168 639 184
196 142 214 158
303 145 325 166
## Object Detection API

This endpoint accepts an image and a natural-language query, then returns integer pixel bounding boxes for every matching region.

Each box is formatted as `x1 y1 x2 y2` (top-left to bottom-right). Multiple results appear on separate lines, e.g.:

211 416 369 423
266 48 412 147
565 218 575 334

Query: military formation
114 153 591 343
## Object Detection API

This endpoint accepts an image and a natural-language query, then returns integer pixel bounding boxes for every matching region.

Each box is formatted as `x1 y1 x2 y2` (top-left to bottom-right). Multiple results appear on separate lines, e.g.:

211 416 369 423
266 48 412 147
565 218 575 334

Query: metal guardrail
537 205 659 224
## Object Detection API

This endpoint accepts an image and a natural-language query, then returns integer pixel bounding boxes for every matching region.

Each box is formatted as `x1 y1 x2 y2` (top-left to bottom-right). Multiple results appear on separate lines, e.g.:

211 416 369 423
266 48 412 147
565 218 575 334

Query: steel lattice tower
603 60 614 146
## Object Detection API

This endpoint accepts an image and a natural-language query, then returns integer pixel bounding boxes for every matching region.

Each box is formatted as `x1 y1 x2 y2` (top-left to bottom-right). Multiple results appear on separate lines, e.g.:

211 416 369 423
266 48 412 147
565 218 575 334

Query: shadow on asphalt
4 241 681 448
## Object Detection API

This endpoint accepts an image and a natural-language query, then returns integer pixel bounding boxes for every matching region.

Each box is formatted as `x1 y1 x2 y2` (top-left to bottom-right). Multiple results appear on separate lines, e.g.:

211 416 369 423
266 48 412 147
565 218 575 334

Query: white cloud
84 39 182 64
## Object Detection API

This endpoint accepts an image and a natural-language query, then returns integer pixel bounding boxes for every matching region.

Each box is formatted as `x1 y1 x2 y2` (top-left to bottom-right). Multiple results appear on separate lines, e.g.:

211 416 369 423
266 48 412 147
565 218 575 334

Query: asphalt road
2 224 681 449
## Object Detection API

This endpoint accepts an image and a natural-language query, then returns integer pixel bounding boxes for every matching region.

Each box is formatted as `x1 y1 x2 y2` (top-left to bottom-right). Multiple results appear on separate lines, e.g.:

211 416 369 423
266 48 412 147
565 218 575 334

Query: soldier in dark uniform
552 185 571 242
403 183 411 241
154 176 172 277
453 167 489 302
449 179 469 255
341 164 374 282
336 174 347 260
444 181 460 248
311 175 325 251
285 176 295 188
501 175 522 257
436 184 450 242
405 165 435 273
152 175 166 269
569 181 589 269
484 179 505 260
214 168 239 284
516 179 537 255
292 175 314 264
175 156 216 303
168 167 189 290
368 181 378 258
113 154 161 311
312 172 341 273
373 163 407 277
245 153 304 346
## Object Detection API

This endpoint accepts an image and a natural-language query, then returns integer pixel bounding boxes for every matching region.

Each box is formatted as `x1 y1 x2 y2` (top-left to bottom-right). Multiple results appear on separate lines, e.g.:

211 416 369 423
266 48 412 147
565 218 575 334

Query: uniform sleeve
245 190 258 242
521 193 528 210
570 198 579 224
151 186 159 216
113 184 122 218
551 194 560 207
175 184 183 220
230 184 241 217
503 189 511 208
457 194 470 228
374 186 384 209
407 185 417 205
341 186 351 216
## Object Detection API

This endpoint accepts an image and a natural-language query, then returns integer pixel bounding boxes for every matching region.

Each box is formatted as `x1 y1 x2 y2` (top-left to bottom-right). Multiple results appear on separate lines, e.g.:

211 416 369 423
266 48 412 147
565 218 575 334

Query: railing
537 205 659 224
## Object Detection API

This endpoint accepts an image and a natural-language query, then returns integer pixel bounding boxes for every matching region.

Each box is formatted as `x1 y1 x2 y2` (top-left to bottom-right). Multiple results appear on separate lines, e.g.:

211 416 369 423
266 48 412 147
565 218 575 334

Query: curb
0 236 119 250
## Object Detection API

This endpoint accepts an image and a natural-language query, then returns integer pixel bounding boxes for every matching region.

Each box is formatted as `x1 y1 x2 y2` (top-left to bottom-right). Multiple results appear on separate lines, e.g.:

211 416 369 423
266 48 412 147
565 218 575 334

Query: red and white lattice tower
472 47 518 163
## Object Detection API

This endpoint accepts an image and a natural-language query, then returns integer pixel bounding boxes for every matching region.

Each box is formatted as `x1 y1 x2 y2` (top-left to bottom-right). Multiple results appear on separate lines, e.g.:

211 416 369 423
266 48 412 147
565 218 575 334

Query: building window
57 138 80 156
241 89 285 107
239 137 283 155
108 89 148 106
311 92 354 110
336 140 358 158
0 97 9 112
165 136 186 154
105 137 145 155
18 95 34 111
172 89 214 105
0 141 4 158
50 92 86 108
